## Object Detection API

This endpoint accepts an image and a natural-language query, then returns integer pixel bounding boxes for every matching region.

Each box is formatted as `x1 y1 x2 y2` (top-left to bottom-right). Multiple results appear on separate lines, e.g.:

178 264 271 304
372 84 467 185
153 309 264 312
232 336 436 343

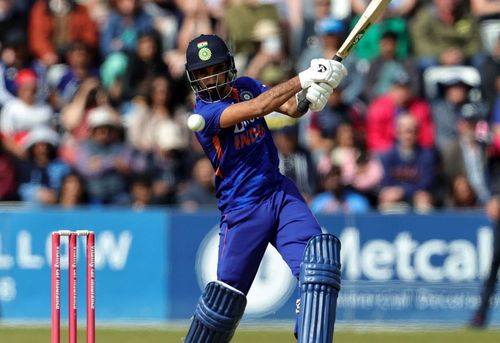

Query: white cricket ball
187 114 205 132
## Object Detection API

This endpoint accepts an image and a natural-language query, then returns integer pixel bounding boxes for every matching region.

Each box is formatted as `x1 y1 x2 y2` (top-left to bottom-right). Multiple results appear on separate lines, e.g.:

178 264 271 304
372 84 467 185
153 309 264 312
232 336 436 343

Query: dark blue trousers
216 176 322 294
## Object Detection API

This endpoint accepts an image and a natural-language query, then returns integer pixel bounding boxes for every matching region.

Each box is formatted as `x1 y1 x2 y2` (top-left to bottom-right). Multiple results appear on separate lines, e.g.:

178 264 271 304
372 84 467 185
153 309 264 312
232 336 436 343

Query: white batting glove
296 82 334 112
298 58 348 89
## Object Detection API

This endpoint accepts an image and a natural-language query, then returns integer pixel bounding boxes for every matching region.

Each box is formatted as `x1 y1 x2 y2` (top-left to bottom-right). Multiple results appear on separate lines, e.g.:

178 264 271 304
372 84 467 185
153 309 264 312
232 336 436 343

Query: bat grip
296 54 344 113
297 97 311 114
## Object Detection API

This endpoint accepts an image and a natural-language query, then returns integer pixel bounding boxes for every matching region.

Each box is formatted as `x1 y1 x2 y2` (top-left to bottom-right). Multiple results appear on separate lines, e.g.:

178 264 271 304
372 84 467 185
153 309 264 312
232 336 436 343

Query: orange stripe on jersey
212 135 223 160
212 135 223 178
215 168 223 178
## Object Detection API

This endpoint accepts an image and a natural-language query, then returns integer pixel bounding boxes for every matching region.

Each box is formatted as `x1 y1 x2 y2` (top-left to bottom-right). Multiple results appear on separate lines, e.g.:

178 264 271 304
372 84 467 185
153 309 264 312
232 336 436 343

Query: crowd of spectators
0 0 498 213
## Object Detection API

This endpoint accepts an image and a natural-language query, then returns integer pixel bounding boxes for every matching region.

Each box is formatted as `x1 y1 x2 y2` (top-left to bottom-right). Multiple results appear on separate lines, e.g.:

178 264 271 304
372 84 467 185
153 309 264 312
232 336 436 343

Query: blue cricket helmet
185 34 237 103
185 34 234 72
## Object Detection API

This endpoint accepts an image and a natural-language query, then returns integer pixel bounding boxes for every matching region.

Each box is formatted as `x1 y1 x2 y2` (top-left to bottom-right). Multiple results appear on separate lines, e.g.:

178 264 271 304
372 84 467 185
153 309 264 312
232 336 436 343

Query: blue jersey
194 76 283 213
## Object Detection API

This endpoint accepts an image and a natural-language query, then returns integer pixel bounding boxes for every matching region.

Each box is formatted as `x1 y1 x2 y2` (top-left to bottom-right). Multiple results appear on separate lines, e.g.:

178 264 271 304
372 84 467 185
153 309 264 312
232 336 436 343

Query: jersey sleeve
197 101 230 136
252 78 269 94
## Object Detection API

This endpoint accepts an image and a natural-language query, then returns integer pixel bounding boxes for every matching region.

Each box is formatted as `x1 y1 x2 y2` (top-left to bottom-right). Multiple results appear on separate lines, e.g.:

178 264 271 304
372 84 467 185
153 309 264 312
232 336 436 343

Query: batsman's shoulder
235 76 266 89
233 76 269 98
235 75 256 84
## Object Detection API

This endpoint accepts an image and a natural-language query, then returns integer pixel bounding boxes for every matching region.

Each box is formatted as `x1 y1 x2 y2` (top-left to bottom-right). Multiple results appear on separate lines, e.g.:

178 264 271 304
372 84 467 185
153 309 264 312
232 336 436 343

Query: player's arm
219 59 347 128
220 77 301 128
278 94 304 118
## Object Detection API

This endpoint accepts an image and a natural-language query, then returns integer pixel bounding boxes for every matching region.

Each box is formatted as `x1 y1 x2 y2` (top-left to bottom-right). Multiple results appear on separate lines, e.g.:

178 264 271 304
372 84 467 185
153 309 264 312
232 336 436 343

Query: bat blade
296 0 391 113
336 0 392 60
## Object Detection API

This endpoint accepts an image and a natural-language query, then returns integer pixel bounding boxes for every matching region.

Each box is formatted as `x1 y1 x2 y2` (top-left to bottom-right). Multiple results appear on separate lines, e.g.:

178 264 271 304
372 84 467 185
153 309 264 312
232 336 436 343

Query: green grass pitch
0 326 499 342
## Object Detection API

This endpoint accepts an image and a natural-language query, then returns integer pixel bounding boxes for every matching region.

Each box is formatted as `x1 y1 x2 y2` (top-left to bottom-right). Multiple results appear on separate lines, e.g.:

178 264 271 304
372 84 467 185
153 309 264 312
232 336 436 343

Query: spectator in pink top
366 71 434 154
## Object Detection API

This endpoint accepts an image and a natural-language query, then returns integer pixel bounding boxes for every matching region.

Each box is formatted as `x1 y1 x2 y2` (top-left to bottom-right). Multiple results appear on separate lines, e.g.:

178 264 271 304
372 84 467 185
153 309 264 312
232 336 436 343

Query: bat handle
296 96 311 114
296 54 344 113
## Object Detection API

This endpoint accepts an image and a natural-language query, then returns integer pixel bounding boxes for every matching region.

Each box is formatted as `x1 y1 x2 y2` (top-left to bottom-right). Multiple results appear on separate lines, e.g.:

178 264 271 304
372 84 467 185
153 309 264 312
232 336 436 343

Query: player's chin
203 88 226 102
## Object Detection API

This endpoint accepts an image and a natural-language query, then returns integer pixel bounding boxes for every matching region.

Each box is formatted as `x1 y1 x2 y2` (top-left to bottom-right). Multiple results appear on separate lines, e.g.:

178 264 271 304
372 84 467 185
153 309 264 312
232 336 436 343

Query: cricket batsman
183 34 346 343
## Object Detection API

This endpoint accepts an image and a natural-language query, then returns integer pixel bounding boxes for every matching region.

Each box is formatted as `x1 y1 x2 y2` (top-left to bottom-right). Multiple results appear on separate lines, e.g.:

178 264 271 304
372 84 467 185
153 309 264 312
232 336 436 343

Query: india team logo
198 47 212 61
196 226 296 317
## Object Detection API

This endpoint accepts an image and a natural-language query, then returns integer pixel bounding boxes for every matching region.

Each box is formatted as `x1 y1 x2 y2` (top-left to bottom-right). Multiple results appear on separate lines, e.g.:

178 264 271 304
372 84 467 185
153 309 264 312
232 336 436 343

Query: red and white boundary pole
51 233 61 343
86 232 95 343
51 230 95 343
69 232 78 343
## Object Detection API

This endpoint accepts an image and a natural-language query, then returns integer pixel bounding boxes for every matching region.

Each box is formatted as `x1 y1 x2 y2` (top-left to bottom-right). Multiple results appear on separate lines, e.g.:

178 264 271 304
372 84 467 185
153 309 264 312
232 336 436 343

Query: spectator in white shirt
0 68 53 158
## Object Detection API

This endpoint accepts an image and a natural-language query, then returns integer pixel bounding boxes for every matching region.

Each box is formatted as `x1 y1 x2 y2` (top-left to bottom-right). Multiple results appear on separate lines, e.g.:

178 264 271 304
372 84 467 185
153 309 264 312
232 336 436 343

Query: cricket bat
297 0 392 113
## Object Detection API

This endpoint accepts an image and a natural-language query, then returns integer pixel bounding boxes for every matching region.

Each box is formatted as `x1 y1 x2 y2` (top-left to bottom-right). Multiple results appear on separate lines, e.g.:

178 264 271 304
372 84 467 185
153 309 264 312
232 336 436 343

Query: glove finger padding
306 82 333 112
306 86 321 100
308 95 327 112
314 82 334 94
308 82 332 98
295 80 334 112
331 60 348 78
327 61 348 88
